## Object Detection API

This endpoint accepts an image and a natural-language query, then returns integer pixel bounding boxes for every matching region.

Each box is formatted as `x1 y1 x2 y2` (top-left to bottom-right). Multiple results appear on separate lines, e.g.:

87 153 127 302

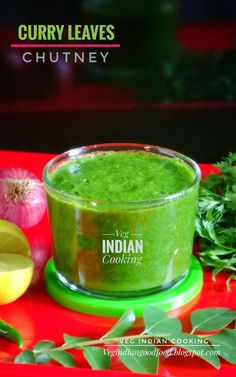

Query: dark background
1 0 236 23
0 1 236 162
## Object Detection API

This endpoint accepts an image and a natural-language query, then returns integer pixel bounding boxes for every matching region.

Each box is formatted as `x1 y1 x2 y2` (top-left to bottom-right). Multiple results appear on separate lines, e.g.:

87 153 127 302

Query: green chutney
45 149 199 297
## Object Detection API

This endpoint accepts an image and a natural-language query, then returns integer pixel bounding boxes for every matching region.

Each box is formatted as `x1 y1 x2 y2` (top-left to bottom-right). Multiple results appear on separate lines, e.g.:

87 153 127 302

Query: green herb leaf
118 338 158 374
166 333 220 369
49 350 75 367
15 350 37 364
33 340 55 352
63 334 90 347
101 308 135 341
83 346 111 370
33 341 55 364
191 308 236 332
209 329 236 365
11 304 236 371
36 353 51 364
0 319 23 348
196 152 236 281
144 306 181 336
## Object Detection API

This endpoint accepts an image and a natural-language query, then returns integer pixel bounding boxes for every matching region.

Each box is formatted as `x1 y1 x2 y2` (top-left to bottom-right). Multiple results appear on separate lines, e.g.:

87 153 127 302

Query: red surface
177 24 236 52
0 150 235 377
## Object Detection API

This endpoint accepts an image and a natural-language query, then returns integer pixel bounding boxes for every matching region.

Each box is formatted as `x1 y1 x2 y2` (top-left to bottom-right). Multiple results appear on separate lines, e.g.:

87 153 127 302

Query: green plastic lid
45 256 203 318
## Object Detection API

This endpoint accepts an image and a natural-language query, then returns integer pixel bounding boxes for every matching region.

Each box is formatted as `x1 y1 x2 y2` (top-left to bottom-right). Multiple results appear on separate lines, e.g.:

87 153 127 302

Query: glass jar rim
43 143 201 208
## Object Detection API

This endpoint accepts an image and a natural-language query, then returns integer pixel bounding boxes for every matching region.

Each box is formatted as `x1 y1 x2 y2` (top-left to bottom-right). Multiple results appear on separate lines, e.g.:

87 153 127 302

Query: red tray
0 150 236 377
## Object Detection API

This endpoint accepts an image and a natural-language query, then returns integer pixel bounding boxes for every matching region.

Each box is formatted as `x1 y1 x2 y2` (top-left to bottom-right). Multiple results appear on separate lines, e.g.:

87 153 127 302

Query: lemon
0 219 30 257
0 253 34 304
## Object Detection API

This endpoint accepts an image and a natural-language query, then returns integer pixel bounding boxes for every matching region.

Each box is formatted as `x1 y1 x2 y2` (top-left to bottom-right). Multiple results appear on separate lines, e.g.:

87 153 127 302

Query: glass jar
43 143 200 298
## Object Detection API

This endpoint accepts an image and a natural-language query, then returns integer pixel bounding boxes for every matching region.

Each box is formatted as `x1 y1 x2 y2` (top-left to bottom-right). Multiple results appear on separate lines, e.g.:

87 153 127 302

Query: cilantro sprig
196 152 236 287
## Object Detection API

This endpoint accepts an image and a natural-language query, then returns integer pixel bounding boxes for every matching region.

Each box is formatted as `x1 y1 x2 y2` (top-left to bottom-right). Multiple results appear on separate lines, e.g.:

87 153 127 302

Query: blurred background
0 0 235 162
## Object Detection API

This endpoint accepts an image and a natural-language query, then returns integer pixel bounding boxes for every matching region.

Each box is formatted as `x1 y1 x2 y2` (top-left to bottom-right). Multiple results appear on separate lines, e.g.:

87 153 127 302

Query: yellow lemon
0 219 30 256
0 253 34 304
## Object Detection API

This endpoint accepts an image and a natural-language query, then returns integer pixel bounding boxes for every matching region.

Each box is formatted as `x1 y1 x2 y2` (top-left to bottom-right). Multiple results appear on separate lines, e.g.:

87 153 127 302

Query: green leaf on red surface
35 353 51 364
33 340 55 352
144 306 182 336
83 346 111 370
49 350 75 367
118 338 159 374
0 319 23 349
11 304 236 372
15 350 37 364
63 334 90 347
191 308 236 332
101 308 135 341
209 329 236 365
32 341 55 364
166 333 220 369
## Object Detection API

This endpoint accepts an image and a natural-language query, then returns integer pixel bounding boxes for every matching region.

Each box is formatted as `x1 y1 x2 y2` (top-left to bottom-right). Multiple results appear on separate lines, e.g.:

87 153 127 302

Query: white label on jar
101 229 143 266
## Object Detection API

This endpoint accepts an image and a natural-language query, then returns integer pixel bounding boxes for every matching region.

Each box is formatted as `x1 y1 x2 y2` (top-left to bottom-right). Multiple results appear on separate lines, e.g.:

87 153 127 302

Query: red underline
11 44 121 48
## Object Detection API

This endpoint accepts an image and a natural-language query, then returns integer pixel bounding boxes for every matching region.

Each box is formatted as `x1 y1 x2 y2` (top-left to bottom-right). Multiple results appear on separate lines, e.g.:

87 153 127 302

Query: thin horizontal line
10 44 121 48
111 344 221 347
102 234 115 236
130 234 143 236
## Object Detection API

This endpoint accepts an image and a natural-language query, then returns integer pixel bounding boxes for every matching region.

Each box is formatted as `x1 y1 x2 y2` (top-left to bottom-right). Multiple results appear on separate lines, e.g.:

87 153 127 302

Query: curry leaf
63 334 90 347
101 308 135 341
191 308 236 332
12 303 236 372
36 353 51 364
144 306 181 336
209 329 236 365
15 350 37 364
83 347 111 370
166 333 220 369
33 340 55 352
119 338 159 374
49 350 75 367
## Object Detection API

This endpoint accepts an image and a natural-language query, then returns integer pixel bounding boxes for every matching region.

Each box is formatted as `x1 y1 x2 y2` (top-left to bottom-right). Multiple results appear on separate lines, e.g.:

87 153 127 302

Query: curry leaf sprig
10 306 236 373
196 152 236 287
